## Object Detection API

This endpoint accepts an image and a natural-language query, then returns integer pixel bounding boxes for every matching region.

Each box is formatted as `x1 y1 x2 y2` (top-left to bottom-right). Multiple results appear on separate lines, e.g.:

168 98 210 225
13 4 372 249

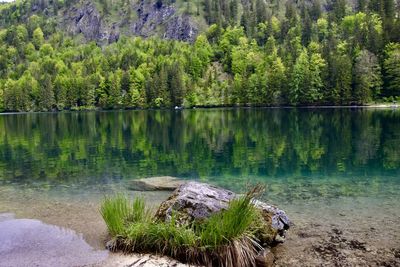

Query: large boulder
155 182 291 245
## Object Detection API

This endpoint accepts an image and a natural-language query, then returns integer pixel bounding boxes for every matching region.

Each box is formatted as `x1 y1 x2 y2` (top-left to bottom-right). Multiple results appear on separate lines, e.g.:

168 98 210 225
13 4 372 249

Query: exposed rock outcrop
59 0 197 43
131 0 197 42
155 182 291 244
164 15 198 41
132 0 175 37
62 1 119 44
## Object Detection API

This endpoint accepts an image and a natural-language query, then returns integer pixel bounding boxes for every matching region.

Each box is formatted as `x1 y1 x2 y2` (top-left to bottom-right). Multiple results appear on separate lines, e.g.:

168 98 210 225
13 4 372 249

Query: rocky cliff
39 0 198 43
0 0 358 44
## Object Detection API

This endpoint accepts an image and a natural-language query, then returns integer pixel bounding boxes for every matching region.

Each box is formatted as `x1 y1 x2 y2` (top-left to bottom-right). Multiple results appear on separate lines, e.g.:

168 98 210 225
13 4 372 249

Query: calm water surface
1 108 400 265
0 108 399 204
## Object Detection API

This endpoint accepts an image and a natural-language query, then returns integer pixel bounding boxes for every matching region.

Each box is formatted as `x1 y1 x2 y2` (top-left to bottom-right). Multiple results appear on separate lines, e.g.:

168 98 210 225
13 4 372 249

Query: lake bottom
1 183 399 267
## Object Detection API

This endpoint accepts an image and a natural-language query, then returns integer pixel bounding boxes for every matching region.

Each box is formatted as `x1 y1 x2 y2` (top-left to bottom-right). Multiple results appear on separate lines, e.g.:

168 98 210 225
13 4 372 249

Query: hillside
1 0 200 43
0 0 359 43
0 0 399 111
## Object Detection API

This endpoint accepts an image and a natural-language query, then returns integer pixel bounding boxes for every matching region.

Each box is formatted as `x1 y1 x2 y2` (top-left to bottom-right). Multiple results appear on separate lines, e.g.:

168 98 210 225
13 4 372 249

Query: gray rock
63 1 119 44
155 182 291 244
164 15 198 42
31 0 197 43
131 0 197 42
127 176 185 191
132 0 176 38
155 182 235 222
253 199 291 234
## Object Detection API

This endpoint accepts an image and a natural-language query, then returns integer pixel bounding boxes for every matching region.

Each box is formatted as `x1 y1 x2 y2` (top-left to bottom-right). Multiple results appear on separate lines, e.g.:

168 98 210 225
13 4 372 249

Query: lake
0 108 399 266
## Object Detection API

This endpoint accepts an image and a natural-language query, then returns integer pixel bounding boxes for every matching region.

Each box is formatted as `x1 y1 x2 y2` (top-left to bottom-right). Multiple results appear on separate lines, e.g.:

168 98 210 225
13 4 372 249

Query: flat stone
0 214 108 267
127 176 185 191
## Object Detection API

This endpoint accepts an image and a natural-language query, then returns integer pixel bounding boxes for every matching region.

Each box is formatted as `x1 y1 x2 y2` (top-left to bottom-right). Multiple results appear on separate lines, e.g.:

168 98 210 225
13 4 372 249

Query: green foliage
326 50 353 104
100 194 151 236
0 0 399 111
383 43 400 96
32 27 44 49
198 193 257 248
353 49 382 103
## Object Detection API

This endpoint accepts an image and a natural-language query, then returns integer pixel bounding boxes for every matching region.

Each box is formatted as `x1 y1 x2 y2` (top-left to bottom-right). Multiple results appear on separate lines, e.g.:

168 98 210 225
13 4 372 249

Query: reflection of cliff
0 109 399 186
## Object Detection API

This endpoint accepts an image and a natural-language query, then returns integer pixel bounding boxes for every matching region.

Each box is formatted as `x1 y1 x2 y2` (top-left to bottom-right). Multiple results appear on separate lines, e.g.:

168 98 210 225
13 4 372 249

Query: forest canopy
0 0 399 111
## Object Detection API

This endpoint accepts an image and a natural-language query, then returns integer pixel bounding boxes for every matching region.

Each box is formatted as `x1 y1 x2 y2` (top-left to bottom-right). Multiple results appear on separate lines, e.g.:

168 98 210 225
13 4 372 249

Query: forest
0 0 399 111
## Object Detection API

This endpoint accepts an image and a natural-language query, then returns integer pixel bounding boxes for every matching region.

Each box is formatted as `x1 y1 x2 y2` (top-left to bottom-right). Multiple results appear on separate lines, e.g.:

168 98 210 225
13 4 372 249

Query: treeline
0 0 400 111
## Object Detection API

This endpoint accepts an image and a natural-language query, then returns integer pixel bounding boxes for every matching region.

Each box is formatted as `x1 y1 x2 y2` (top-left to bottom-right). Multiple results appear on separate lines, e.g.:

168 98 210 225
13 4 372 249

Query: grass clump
100 194 151 236
100 189 263 267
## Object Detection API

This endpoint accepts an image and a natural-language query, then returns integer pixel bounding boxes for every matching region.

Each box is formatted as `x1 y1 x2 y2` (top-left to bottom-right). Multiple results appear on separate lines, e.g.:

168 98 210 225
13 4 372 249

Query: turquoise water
0 108 399 204
1 108 399 266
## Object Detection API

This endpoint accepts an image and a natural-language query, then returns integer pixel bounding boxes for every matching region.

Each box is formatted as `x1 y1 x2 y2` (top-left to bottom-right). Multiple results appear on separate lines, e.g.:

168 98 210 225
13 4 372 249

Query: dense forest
0 0 399 111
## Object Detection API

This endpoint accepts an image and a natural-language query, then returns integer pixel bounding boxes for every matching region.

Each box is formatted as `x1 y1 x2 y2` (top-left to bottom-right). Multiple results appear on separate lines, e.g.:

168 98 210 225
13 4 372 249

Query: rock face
34 0 198 43
155 182 291 244
163 15 198 41
62 1 119 44
132 0 175 38
131 0 197 42
127 176 185 191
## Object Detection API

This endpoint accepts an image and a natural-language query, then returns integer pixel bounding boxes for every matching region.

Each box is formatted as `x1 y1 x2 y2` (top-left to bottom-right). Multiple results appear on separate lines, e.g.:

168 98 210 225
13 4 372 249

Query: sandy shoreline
1 185 399 266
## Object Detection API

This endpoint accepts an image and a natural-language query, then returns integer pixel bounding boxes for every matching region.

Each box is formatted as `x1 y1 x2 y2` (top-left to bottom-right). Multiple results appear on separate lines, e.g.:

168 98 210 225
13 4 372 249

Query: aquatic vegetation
101 189 264 267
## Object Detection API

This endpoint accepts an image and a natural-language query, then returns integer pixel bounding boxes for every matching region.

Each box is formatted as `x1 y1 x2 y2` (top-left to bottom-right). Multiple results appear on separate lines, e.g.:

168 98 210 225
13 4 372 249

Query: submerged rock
0 214 108 267
255 248 275 267
127 176 185 191
155 182 291 244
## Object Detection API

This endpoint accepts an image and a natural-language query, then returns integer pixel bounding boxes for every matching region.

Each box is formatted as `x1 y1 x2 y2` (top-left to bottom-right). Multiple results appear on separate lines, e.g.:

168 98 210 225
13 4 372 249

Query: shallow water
0 108 399 266
0 213 108 267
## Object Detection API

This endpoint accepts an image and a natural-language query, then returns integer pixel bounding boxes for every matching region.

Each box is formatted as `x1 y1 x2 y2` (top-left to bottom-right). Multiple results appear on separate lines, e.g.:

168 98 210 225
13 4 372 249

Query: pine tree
32 27 44 50
357 0 367 11
302 10 312 46
326 52 353 104
38 74 55 111
308 51 325 104
330 0 347 22
310 0 322 20
290 48 309 105
383 43 400 96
